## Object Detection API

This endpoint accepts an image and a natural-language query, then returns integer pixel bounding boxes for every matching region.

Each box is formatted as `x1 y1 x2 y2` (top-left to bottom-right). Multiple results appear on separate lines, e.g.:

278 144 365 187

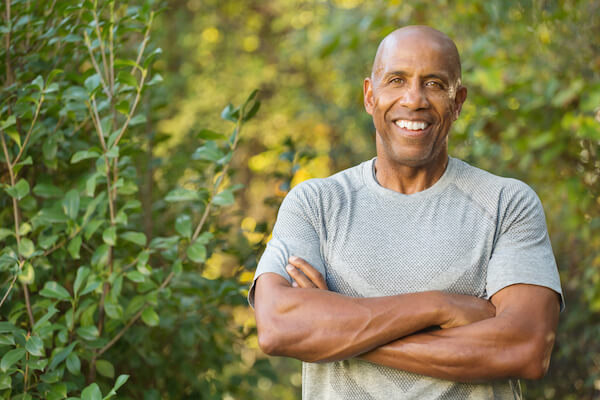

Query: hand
285 256 329 290
440 293 496 329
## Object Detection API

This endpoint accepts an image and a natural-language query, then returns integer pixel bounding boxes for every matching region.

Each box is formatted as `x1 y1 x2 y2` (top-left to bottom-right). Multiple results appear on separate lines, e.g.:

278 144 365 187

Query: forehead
375 35 456 79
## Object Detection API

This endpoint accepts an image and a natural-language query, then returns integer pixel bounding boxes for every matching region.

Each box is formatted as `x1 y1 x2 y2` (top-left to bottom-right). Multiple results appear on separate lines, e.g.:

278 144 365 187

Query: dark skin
254 26 560 381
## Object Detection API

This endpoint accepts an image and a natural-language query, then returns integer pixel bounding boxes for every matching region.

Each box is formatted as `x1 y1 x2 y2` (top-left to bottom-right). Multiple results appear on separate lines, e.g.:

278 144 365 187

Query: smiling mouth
394 119 430 131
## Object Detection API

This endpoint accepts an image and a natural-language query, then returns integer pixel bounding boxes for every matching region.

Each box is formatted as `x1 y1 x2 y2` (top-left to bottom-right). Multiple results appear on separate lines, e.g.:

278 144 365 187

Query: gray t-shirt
249 157 563 400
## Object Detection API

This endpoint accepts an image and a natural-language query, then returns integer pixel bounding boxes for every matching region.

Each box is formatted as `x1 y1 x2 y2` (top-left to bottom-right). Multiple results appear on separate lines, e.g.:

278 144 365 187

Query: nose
398 81 429 110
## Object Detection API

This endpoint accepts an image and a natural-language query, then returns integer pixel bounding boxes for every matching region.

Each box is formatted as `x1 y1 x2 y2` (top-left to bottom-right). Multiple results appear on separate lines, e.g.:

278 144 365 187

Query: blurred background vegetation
0 0 599 399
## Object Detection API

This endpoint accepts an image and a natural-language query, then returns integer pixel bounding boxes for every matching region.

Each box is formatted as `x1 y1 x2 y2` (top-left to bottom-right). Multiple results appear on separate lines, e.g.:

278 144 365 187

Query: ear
363 77 374 115
453 85 467 120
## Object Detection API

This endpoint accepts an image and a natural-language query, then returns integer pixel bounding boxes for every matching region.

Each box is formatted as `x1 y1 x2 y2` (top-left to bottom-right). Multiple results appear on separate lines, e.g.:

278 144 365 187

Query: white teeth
395 120 429 131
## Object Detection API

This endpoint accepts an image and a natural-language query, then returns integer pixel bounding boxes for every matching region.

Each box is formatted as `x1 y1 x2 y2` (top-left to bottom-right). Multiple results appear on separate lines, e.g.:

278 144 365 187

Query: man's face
364 34 467 168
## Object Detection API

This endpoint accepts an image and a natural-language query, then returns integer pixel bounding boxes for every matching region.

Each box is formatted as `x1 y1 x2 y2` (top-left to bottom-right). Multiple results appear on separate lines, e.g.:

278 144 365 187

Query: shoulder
450 158 542 213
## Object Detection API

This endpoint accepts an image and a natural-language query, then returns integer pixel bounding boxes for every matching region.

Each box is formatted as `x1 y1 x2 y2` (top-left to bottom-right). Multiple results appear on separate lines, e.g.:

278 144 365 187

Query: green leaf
66 353 81 375
121 231 146 246
113 374 129 392
84 74 101 94
18 262 34 284
197 129 227 140
74 266 90 296
0 228 14 240
33 183 62 198
116 70 138 89
125 271 145 283
0 322 18 334
47 382 67 400
165 188 200 202
1 348 26 372
129 114 147 126
243 99 261 121
6 179 30 200
68 236 82 259
104 374 129 399
0 335 15 345
40 281 71 301
62 189 80 220
114 58 141 70
48 341 77 370
81 383 102 400
102 226 117 246
141 307 159 327
86 173 99 196
191 141 224 162
96 359 115 379
71 150 100 163
143 47 162 69
33 305 58 333
0 115 16 130
18 237 35 258
187 242 207 263
115 100 129 115
25 336 44 357
104 297 123 320
175 214 192 239
76 325 99 341
172 259 183 275
32 75 44 90
5 127 20 149
81 276 101 295
0 373 11 390
212 189 235 206
37 207 68 224
221 103 240 122
147 73 163 86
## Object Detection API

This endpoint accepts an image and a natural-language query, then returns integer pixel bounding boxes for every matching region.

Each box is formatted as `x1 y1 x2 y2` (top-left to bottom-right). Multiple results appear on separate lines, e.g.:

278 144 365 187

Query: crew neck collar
362 157 456 201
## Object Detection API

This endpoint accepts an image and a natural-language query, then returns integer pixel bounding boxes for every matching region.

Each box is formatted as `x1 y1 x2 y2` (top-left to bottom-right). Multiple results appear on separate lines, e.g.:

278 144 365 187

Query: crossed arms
254 257 560 382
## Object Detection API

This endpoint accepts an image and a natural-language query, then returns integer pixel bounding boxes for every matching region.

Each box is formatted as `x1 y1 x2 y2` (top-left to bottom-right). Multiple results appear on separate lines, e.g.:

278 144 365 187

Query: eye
389 77 404 84
425 81 443 89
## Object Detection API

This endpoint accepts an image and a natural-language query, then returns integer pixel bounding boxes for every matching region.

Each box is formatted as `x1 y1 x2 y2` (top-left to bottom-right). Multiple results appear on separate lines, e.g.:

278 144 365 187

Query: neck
374 151 449 195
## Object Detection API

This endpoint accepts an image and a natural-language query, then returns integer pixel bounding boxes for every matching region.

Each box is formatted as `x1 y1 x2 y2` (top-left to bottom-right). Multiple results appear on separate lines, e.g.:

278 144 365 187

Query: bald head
371 26 462 86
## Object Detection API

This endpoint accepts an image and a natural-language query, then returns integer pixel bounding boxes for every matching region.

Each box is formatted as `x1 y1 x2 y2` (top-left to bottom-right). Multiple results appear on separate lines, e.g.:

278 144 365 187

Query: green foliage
0 0 262 398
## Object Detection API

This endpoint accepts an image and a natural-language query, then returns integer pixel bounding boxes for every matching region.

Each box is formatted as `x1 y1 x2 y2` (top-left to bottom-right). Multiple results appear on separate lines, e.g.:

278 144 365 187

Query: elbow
257 329 279 356
515 333 555 380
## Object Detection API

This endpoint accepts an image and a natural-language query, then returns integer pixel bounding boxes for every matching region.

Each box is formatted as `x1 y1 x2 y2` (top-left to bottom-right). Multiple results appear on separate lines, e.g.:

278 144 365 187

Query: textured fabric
249 157 564 400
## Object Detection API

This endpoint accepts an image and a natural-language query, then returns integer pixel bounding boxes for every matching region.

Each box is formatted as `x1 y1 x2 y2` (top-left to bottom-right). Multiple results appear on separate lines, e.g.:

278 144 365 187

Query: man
249 25 563 399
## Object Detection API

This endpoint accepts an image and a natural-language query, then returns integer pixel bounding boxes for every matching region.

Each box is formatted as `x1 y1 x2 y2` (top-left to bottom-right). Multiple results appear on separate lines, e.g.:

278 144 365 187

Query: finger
289 256 328 290
285 264 315 288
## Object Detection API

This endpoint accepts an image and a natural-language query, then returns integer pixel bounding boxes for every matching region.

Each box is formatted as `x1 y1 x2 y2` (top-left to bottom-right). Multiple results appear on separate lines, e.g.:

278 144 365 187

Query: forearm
360 287 560 381
255 273 447 363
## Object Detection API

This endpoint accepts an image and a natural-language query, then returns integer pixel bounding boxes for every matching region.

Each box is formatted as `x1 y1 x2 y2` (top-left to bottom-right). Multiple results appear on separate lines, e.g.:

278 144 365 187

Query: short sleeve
486 182 564 311
248 182 327 308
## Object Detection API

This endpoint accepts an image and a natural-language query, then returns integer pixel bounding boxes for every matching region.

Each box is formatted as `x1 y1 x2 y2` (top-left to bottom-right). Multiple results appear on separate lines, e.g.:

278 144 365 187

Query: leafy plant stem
0 273 18 309
92 0 110 92
83 31 111 100
3 0 13 85
113 11 154 149
12 92 45 166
